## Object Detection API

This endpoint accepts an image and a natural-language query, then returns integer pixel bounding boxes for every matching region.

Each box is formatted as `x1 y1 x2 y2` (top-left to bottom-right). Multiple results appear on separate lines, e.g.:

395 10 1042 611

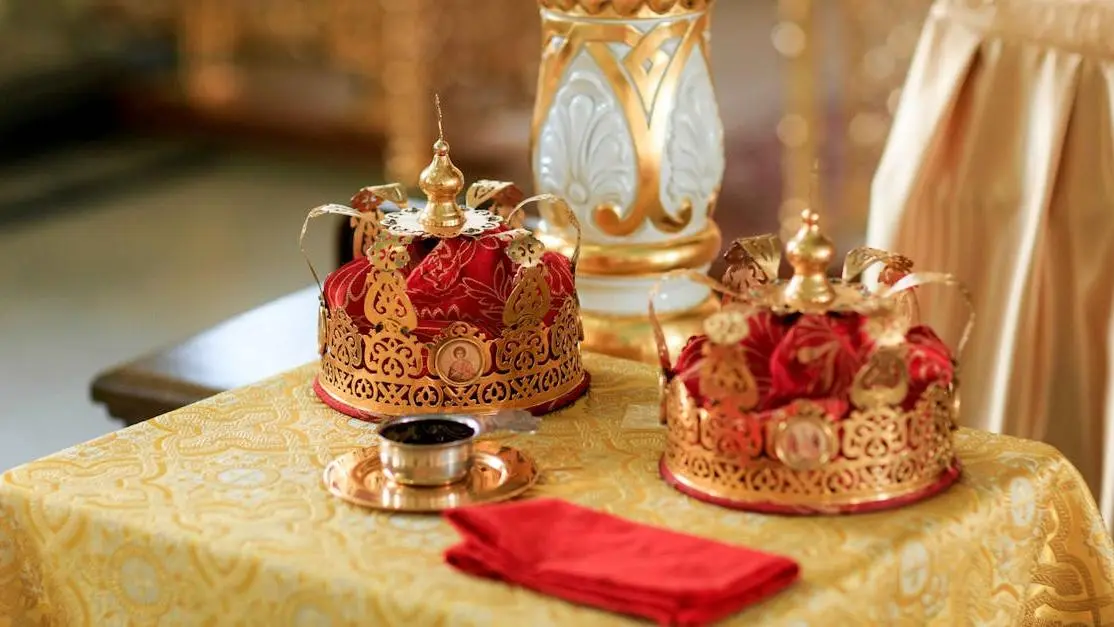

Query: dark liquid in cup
380 419 476 445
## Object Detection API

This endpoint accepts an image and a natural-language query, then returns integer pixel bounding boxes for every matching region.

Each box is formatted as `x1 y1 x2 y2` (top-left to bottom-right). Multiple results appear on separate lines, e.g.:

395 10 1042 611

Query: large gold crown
301 99 589 420
653 208 974 514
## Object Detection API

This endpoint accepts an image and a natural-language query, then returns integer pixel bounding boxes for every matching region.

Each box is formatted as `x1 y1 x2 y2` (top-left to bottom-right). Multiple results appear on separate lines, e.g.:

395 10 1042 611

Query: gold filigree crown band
650 233 976 514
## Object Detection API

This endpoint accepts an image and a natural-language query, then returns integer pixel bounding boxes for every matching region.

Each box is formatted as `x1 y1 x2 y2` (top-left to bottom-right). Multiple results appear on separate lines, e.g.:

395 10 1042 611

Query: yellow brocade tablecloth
2 355 1113 626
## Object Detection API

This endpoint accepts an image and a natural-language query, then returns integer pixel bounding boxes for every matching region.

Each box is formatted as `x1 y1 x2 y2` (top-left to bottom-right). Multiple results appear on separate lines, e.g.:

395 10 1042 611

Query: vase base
580 297 719 364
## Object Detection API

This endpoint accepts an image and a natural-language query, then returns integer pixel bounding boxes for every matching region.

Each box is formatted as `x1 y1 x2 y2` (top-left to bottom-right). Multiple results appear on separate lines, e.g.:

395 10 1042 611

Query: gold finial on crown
783 162 835 310
418 95 467 237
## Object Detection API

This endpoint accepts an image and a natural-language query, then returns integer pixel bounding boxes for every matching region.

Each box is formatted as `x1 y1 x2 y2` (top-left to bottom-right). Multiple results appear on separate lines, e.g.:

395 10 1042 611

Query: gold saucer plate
323 441 538 513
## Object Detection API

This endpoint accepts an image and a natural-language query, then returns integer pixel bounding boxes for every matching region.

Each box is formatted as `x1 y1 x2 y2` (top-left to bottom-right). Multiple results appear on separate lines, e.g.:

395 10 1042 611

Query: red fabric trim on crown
767 314 869 409
319 226 583 405
903 325 955 409
673 312 955 419
674 311 790 408
324 256 373 328
321 227 576 340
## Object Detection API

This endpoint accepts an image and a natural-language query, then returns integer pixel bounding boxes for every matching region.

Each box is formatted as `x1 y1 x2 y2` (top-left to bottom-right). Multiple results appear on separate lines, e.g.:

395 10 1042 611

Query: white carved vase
532 0 725 361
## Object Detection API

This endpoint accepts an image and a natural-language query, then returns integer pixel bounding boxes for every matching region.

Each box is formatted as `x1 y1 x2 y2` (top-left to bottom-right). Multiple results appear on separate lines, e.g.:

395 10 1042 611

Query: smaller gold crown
301 97 589 420
652 200 974 514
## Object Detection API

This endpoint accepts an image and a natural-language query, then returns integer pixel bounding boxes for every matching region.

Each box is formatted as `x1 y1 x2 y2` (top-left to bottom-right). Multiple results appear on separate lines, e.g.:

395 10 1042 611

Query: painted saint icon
775 414 834 470
436 339 484 385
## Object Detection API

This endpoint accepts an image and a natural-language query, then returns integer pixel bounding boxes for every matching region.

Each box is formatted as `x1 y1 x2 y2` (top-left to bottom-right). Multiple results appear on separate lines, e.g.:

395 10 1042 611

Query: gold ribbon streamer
841 247 913 290
300 204 377 301
647 270 741 373
882 271 976 363
508 194 584 269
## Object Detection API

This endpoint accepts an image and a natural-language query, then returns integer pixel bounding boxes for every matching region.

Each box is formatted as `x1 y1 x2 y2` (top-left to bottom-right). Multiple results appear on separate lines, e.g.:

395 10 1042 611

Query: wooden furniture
91 287 319 425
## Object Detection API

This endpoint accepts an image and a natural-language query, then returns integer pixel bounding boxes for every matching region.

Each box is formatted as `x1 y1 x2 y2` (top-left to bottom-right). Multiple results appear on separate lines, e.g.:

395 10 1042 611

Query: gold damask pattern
0 355 1111 625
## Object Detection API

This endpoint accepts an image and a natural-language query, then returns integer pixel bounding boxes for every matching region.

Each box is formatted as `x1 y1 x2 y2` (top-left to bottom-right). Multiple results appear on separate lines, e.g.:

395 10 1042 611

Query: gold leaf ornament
503 266 551 328
699 343 760 411
363 233 417 331
351 183 408 213
466 180 527 228
702 305 751 345
842 247 913 287
506 233 546 268
364 269 419 332
722 235 781 293
850 346 911 409
368 233 412 271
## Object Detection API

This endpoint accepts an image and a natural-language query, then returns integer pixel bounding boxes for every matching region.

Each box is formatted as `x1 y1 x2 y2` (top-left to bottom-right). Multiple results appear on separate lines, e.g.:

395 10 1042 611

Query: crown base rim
314 372 591 421
660 456 962 515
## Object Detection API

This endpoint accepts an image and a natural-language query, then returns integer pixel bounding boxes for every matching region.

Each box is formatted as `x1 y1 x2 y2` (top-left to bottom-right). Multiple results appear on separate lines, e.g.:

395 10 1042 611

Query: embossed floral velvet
323 225 576 343
674 311 954 416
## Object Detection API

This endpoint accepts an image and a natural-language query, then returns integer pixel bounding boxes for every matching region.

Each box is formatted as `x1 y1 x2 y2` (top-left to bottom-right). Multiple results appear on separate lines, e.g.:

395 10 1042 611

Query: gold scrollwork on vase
537 0 713 19
532 0 724 240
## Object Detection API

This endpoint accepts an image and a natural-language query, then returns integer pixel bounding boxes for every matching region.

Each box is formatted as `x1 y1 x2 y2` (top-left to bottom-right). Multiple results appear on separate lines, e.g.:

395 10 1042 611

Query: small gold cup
377 415 483 486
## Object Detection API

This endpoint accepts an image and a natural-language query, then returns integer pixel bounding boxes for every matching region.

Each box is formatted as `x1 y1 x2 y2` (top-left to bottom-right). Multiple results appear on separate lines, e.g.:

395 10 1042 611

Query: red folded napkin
444 499 799 626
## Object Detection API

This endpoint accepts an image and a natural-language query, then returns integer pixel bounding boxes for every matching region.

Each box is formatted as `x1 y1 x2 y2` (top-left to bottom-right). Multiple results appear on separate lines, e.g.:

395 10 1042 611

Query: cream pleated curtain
868 0 1114 528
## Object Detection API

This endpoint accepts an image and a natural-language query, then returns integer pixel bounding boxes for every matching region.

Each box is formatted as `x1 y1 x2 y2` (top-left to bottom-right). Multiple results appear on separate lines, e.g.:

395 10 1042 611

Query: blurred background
0 0 930 469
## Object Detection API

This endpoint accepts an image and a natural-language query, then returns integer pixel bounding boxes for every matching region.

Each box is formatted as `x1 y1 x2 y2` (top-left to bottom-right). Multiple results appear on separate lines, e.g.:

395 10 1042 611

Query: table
9 354 1114 625
91 287 319 425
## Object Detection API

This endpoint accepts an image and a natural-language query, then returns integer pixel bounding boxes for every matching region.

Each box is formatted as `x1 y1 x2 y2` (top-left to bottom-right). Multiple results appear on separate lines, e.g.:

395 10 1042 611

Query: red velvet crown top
672 311 955 422
324 221 577 343
667 208 956 423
